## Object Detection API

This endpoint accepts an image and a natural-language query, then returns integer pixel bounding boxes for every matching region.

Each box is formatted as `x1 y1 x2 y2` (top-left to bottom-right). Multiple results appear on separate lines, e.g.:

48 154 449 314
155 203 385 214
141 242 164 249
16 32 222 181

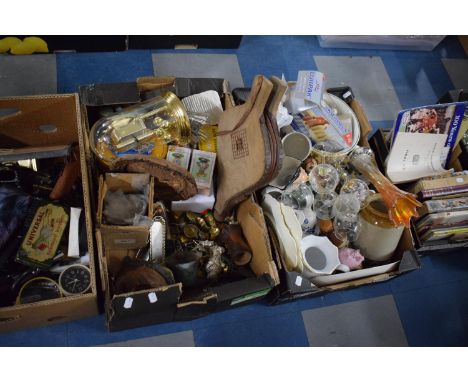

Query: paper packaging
0 94 98 333
166 145 192 170
189 149 216 192
294 71 325 105
68 207 82 259
171 184 215 213
286 72 353 150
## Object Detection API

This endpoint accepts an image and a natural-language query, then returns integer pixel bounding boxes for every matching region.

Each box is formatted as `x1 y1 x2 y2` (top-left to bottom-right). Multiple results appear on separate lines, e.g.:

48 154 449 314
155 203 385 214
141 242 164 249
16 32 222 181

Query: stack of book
414 173 468 244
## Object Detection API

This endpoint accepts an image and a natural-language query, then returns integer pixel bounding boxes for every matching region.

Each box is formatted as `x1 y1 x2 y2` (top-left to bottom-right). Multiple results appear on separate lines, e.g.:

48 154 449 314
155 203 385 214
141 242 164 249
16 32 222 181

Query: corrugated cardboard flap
237 197 280 285
79 82 140 106
0 94 80 148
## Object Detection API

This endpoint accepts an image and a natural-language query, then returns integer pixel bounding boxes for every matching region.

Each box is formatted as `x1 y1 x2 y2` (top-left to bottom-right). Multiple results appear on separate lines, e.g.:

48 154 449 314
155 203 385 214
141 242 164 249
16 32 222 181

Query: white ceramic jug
300 235 349 278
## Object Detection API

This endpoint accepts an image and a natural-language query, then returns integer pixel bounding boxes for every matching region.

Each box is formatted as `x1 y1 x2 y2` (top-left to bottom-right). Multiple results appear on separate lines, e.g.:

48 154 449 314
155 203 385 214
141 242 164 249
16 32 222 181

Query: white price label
148 292 158 303
123 297 133 309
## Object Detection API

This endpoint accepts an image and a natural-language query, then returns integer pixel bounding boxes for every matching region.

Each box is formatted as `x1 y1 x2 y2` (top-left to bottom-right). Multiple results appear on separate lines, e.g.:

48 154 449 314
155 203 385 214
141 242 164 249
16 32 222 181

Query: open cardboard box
79 77 279 331
0 94 99 332
97 196 278 331
267 95 421 304
369 128 468 255
97 173 154 250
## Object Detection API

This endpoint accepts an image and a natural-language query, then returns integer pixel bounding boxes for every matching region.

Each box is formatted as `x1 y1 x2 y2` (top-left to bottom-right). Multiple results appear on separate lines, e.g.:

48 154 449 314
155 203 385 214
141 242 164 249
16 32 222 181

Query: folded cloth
0 186 32 252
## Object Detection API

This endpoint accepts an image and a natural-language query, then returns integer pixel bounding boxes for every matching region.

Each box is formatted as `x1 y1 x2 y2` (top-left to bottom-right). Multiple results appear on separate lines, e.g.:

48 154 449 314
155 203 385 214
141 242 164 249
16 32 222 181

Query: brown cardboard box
370 128 468 255
97 196 279 331
79 77 280 331
267 93 421 304
458 36 468 56
97 173 154 250
0 94 98 332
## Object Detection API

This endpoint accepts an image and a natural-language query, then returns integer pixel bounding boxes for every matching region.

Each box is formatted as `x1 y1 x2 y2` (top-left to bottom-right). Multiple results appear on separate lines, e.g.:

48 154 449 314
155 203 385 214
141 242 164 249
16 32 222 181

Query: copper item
218 223 252 266
179 235 190 245
185 212 198 224
195 216 210 232
209 227 220 240
183 224 199 239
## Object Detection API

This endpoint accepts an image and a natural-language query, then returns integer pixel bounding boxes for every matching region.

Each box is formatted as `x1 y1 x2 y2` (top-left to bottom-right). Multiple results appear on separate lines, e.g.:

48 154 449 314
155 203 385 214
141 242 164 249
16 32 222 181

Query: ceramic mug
269 155 302 189
282 132 312 161
299 235 350 278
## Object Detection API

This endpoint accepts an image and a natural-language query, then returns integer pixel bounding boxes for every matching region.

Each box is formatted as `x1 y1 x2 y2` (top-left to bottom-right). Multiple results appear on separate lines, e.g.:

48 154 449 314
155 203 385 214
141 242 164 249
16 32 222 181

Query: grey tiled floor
302 295 408 346
314 55 402 121
441 58 468 89
0 54 57 96
100 330 195 347
152 53 244 90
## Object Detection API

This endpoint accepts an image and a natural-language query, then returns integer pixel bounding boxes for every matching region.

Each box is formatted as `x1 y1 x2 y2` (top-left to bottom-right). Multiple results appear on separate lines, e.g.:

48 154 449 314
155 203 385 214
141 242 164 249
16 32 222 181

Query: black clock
59 265 91 296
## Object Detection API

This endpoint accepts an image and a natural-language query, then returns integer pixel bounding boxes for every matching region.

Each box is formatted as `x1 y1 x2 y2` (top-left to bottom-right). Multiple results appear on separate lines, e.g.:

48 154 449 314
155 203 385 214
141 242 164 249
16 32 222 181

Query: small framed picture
166 145 192 170
190 149 216 191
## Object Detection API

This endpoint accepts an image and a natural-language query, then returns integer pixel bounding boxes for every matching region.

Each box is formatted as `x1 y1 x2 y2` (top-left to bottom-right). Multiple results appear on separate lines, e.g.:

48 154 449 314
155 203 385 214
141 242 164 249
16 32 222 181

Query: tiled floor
1 35 467 346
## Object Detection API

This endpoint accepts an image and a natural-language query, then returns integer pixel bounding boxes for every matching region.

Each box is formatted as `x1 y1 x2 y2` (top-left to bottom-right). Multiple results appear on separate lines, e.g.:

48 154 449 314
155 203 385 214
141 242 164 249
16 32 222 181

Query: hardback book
417 196 468 218
419 225 468 243
416 210 468 231
410 173 468 199
386 102 468 183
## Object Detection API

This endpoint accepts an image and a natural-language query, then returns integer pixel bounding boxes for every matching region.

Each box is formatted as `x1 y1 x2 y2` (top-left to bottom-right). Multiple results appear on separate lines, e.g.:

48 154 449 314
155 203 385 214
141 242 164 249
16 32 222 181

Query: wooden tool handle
49 160 81 200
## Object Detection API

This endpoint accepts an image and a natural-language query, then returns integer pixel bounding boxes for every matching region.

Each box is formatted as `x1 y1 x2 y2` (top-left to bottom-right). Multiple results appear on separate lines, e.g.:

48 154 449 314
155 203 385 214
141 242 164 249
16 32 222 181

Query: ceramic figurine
338 247 364 270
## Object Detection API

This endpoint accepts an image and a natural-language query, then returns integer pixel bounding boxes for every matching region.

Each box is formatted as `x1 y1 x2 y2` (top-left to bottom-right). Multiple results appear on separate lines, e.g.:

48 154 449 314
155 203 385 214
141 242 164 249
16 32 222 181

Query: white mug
269 155 302 189
299 235 349 278
282 132 312 162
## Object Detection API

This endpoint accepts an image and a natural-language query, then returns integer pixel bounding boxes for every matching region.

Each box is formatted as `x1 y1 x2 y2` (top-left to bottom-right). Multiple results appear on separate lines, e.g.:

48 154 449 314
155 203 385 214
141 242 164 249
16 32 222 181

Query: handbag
214 75 286 220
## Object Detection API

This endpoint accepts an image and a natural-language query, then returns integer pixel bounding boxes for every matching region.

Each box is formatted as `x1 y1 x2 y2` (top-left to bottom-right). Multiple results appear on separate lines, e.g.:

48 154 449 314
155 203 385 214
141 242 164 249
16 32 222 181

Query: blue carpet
1 35 467 346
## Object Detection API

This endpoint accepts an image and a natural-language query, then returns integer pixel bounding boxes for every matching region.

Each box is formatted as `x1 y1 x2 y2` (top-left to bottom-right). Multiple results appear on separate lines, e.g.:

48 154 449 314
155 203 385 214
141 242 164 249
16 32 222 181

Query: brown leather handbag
214 75 286 220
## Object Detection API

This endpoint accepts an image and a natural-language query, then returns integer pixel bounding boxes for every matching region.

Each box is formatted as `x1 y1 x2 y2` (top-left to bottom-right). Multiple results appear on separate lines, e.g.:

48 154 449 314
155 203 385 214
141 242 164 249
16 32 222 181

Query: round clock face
59 265 91 296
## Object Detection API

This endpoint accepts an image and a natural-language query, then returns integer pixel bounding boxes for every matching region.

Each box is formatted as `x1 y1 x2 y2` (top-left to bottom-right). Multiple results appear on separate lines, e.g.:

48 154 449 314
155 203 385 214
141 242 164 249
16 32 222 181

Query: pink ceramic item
338 247 364 270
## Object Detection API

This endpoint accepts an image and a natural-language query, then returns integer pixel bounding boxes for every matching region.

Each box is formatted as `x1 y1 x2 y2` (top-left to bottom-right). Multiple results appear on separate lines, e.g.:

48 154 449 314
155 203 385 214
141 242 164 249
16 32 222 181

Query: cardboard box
97 173 154 250
79 77 279 331
458 36 468 56
97 197 278 331
267 96 421 305
369 128 468 255
0 94 99 332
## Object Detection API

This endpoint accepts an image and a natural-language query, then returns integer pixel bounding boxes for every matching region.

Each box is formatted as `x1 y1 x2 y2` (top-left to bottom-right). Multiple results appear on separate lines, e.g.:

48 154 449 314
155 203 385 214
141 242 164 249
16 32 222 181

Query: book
416 210 468 234
410 173 468 199
417 196 468 217
419 225 468 243
385 102 468 183
432 192 468 200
